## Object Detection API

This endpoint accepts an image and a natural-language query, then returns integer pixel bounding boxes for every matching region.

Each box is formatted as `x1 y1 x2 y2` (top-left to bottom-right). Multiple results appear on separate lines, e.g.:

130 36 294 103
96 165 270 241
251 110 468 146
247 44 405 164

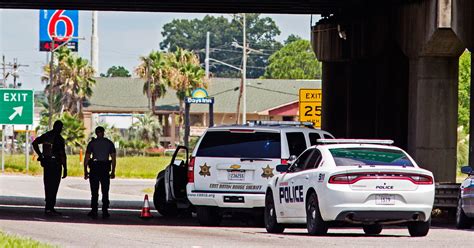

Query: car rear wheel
407 219 430 237
456 197 473 229
306 192 328 236
264 191 285 233
196 206 221 226
153 181 178 217
362 224 383 235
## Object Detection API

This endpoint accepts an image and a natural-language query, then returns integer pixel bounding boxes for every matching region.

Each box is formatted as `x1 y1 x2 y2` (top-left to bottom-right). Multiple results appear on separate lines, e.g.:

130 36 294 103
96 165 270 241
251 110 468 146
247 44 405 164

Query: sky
0 9 317 90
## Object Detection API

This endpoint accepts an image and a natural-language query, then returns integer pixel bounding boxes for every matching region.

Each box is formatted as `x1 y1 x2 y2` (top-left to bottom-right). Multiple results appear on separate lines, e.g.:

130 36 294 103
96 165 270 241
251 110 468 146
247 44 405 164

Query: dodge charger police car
186 121 334 226
264 139 435 237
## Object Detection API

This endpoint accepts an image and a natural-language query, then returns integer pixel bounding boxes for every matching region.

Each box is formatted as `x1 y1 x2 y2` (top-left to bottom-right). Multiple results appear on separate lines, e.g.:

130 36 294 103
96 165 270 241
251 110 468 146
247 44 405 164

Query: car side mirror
289 155 297 163
461 166 473 175
276 164 290 173
173 159 184 167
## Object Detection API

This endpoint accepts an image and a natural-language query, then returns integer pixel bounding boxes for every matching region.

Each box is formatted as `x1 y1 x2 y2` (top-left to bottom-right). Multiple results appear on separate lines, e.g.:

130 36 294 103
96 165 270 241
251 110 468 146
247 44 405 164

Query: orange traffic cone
140 194 153 219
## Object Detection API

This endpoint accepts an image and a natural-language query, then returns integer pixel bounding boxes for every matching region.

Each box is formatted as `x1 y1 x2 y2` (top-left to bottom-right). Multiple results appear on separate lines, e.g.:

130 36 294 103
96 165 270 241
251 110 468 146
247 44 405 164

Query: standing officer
32 120 67 216
83 126 116 219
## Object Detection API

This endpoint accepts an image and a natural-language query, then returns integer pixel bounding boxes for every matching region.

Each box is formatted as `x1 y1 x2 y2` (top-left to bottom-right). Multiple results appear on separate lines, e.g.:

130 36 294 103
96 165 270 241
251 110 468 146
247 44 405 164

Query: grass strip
0 231 55 248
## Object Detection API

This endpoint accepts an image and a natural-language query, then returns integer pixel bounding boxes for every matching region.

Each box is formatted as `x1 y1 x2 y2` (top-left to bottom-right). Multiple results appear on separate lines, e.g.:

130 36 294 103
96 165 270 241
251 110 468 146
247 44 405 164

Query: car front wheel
306 192 328 236
264 191 285 233
456 197 473 229
153 182 178 217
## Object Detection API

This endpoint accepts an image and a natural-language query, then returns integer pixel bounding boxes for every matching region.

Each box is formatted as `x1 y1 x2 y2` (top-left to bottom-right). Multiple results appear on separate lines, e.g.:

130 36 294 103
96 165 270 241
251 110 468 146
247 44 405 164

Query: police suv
264 139 435 237
186 121 334 226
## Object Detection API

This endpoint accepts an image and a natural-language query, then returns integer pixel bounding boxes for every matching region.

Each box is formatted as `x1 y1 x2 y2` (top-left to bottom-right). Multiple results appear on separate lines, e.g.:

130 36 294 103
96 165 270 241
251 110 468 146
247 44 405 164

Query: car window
304 149 322 170
329 148 414 167
291 149 314 172
323 133 334 139
286 132 307 156
196 131 281 158
309 133 323 146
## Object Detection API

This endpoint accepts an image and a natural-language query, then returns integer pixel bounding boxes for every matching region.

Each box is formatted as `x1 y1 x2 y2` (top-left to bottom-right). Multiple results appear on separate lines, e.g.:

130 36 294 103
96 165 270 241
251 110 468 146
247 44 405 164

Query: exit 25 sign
0 89 34 125
299 89 322 128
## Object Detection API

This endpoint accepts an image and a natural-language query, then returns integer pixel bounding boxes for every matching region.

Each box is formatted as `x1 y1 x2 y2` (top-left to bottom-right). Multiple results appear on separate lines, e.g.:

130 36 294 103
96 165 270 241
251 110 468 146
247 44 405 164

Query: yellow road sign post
299 89 322 128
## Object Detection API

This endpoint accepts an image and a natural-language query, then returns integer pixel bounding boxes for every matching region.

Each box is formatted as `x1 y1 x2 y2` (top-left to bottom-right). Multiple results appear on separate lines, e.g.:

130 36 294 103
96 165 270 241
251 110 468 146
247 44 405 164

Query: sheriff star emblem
261 165 274 179
199 163 211 177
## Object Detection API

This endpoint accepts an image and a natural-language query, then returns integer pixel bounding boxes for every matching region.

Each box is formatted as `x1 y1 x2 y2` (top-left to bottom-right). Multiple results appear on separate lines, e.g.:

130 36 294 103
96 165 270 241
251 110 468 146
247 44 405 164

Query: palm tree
135 51 169 114
129 113 163 147
42 46 95 117
167 48 208 141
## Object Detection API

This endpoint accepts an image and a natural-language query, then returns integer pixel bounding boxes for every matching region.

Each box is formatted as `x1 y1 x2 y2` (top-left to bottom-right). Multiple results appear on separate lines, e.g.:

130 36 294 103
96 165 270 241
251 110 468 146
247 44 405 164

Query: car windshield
329 147 414 167
196 131 281 158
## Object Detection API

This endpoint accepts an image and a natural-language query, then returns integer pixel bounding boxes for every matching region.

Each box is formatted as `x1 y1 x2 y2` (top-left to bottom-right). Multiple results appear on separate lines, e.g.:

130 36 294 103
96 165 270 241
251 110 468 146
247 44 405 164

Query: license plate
228 170 245 181
375 194 395 205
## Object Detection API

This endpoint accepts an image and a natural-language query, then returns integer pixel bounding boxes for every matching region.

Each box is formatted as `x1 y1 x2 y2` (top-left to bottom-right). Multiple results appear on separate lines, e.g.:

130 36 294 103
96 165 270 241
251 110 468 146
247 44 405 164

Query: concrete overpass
1 0 473 182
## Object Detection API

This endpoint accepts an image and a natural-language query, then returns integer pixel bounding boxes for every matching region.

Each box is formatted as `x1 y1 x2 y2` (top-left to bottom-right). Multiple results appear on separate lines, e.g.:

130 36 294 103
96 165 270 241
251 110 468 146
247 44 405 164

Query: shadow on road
0 203 471 235
0 205 264 228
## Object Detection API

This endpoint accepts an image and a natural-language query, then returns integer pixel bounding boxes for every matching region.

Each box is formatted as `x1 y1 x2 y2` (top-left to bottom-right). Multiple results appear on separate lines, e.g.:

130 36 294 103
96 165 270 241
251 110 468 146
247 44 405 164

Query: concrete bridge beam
312 0 470 182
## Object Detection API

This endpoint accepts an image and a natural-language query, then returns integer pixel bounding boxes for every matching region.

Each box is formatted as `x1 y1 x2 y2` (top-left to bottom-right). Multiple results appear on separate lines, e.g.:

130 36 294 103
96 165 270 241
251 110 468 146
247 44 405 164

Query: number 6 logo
47 10 74 42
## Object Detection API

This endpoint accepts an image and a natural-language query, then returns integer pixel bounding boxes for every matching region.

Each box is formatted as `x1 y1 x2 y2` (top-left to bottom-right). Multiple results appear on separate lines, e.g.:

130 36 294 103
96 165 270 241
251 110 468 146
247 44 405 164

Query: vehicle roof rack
247 120 316 128
316 139 394 145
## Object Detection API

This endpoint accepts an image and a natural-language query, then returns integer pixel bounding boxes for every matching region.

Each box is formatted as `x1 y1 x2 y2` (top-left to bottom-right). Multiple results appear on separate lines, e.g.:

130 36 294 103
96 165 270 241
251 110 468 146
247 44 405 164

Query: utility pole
91 11 99 76
242 13 247 124
11 58 29 88
205 32 210 79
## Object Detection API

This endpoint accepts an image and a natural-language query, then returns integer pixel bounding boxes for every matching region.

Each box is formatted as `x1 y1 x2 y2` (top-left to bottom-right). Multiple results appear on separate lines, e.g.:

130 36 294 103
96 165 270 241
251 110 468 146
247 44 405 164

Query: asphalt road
0 206 472 248
0 175 472 247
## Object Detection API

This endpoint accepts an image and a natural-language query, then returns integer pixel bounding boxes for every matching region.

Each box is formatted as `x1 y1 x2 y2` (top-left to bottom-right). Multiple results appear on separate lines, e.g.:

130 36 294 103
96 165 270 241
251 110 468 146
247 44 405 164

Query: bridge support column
407 56 459 181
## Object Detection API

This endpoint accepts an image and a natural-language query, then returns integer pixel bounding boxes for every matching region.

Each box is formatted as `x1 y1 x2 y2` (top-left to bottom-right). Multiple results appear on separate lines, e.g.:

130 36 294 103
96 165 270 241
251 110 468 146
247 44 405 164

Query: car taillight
188 157 195 183
328 172 434 185
408 174 433 185
329 174 360 184
281 159 288 165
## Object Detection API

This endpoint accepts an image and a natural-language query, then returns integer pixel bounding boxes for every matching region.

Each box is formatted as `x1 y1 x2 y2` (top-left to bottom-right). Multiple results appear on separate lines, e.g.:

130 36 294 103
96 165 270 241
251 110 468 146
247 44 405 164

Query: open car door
165 146 189 203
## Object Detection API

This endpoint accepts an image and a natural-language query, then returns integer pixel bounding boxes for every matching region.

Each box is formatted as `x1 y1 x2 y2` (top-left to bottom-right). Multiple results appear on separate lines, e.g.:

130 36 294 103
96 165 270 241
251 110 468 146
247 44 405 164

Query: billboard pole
25 125 29 172
1 125 4 173
48 38 55 129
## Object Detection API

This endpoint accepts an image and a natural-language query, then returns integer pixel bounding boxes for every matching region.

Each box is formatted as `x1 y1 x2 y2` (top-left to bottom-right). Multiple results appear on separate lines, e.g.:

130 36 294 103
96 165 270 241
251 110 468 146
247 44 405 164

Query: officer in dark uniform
83 126 116 219
32 120 67 216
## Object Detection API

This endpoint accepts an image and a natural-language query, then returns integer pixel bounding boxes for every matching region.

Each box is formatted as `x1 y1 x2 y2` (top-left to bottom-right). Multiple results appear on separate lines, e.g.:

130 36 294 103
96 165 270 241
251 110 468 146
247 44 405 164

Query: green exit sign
0 89 34 125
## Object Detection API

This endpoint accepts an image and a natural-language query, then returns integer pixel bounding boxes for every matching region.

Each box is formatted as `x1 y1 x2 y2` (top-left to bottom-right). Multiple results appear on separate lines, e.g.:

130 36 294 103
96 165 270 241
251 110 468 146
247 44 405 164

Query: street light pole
242 14 247 124
205 32 210 79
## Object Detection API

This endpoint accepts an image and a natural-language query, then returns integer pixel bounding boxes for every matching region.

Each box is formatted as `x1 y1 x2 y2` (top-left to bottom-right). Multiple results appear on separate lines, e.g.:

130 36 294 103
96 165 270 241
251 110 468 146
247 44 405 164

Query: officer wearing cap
83 126 116 219
32 120 67 216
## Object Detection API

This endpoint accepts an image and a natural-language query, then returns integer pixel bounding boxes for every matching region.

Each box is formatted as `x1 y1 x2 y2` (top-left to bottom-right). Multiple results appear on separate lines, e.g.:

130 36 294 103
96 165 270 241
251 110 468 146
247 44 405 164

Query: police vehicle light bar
317 139 394 145
248 120 315 127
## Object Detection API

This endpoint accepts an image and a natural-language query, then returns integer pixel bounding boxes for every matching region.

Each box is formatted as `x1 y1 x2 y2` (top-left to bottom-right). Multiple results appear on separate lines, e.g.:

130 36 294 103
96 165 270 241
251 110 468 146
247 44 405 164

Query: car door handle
305 175 310 180
290 180 294 184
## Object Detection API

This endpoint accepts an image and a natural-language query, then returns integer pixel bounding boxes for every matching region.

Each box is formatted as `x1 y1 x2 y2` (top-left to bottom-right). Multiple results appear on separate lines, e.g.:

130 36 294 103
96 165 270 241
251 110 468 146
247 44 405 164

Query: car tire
196 206 221 226
153 181 178 217
264 191 285 233
362 224 383 235
456 197 473 229
306 192 328 236
407 219 430 237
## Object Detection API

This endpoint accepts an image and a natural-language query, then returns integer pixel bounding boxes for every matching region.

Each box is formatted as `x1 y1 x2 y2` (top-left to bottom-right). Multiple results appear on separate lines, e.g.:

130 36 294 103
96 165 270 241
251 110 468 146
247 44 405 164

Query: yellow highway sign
299 89 322 128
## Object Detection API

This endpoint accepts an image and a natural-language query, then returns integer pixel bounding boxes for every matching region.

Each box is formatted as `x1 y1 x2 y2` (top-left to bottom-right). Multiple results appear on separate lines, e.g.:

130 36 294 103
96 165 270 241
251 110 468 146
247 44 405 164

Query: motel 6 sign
39 9 79 52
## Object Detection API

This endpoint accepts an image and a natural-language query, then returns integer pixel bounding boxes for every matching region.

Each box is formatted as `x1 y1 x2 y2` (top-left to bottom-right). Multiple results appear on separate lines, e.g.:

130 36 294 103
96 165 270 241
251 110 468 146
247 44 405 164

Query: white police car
186 121 334 226
264 139 435 237
456 166 474 229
